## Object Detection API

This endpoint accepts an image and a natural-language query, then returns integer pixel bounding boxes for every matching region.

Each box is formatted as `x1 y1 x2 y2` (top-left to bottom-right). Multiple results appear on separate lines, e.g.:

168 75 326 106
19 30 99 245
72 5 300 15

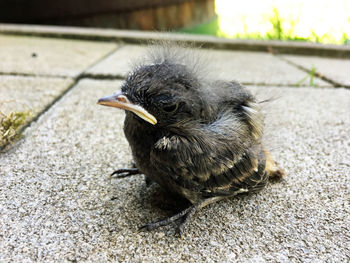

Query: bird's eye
162 103 178 113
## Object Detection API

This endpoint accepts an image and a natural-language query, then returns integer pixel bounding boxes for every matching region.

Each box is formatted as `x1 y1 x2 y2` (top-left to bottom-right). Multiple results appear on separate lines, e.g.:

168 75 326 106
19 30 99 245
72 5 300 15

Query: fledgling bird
98 45 285 235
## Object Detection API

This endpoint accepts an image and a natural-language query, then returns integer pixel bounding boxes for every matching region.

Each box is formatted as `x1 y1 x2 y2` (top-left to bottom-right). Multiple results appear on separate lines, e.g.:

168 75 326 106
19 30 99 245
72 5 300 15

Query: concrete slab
0 35 117 77
87 44 329 86
200 49 329 86
283 55 350 87
0 79 349 262
0 75 73 122
86 45 148 78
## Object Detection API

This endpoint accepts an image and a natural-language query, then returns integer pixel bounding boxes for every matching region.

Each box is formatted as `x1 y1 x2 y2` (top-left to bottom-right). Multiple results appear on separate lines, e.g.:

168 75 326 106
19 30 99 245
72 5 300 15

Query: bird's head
98 61 205 128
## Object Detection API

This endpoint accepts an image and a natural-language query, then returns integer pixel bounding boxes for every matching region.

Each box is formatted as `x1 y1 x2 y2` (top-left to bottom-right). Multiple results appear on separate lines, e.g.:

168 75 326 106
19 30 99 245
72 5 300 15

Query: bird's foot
139 205 197 237
110 168 140 178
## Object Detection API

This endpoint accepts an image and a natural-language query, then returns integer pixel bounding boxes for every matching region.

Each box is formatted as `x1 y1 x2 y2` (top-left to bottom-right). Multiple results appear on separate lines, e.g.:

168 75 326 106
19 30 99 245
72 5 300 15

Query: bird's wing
150 109 268 197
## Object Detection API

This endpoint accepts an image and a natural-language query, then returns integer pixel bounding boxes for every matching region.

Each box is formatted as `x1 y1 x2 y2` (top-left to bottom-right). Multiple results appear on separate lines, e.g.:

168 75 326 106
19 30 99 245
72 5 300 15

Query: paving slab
86 45 148 78
200 49 329 86
0 75 73 123
87 44 329 86
0 78 349 262
283 55 350 87
0 35 118 77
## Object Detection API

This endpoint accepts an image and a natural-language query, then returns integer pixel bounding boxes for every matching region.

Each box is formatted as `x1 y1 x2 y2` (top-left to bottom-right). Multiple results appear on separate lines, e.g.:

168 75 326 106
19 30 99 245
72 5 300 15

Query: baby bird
98 45 285 235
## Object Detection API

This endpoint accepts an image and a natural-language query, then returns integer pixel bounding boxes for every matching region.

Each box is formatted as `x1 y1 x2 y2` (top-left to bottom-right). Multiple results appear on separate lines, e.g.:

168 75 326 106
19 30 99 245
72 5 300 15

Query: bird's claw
175 226 184 238
110 168 140 178
176 221 187 238
138 223 155 232
137 205 196 237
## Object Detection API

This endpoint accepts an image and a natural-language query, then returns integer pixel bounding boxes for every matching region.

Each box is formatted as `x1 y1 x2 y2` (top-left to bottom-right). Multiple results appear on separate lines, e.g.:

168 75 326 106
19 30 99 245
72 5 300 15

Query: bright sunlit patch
215 0 350 44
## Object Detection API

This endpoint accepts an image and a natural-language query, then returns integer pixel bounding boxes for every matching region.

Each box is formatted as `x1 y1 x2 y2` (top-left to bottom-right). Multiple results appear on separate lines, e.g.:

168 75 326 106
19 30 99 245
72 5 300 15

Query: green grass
179 8 350 45
179 17 219 36
0 105 30 150
295 66 317 87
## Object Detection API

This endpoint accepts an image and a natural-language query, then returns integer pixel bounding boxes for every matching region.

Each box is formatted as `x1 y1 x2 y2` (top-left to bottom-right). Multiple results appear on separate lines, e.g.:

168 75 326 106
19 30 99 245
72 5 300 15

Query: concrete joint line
276 55 349 89
0 71 72 79
6 44 124 148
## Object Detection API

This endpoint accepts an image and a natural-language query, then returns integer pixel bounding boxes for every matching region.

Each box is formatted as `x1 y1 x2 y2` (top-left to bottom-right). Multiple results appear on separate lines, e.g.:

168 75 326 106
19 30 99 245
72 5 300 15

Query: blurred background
0 0 349 45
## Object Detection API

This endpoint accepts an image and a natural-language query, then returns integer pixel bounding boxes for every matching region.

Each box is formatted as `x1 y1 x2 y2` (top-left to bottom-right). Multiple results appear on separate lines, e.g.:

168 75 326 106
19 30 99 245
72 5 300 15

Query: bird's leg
176 205 198 236
139 196 225 236
139 205 194 232
177 196 225 236
110 168 140 178
264 150 286 180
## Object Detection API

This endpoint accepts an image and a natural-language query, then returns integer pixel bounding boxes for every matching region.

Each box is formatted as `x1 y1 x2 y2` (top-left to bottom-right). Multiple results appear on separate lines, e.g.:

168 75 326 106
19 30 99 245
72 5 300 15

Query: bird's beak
97 91 157 125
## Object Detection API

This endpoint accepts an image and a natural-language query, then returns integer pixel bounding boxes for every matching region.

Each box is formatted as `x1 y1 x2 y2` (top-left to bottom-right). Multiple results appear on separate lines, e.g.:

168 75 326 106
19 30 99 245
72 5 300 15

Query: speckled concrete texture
0 77 349 262
198 49 329 86
0 35 117 77
87 45 148 78
283 54 350 87
87 44 329 86
0 75 73 118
